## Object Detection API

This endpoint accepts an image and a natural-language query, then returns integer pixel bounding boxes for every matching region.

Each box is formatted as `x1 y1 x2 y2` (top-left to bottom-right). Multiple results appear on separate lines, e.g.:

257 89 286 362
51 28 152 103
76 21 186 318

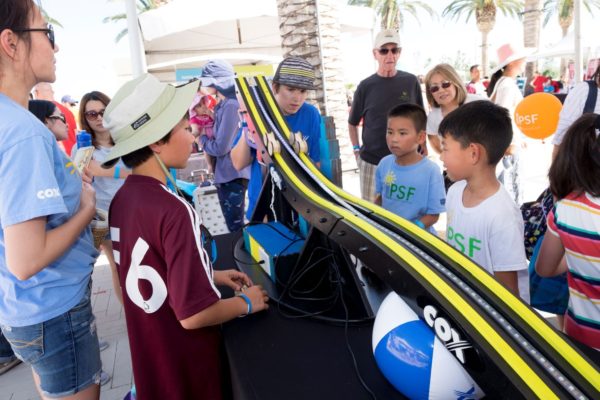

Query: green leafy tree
542 0 600 35
103 0 170 43
348 0 436 30
442 0 523 76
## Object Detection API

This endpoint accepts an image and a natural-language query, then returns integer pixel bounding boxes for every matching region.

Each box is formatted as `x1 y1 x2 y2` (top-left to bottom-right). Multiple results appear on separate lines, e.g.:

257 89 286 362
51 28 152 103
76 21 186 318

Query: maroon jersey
110 175 222 400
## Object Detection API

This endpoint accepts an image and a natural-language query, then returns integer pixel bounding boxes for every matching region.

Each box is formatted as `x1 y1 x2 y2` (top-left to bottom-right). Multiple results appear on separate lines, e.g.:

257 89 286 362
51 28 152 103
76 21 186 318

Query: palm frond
103 13 127 24
351 0 436 29
542 0 600 26
40 9 63 28
115 28 128 43
103 0 170 41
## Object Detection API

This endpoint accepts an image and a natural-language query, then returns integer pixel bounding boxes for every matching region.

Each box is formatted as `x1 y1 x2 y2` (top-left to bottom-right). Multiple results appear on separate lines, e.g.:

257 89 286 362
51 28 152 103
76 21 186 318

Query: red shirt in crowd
532 75 547 92
53 101 77 154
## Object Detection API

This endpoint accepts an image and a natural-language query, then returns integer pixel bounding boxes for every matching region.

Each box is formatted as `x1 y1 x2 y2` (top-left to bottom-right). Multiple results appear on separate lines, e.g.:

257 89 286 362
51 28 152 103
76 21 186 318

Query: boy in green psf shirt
440 101 529 302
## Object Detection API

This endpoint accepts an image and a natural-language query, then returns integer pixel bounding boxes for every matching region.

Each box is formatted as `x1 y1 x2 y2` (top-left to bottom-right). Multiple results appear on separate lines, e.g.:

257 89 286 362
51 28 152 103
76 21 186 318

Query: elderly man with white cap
348 29 424 203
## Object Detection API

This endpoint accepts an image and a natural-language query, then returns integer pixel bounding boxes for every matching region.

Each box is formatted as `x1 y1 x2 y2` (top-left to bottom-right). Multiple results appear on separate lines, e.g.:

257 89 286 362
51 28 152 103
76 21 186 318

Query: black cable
280 247 334 299
333 260 377 400
280 249 337 313
232 222 373 323
285 253 334 297
276 246 375 323
277 249 341 319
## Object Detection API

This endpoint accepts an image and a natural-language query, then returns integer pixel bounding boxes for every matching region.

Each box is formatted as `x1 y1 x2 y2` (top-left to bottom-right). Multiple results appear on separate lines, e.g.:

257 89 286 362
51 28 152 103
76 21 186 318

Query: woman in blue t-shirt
0 2 102 399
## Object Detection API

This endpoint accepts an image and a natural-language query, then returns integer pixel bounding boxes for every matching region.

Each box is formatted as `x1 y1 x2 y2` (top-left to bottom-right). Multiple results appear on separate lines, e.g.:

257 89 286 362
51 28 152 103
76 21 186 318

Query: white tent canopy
138 0 376 81
529 30 599 60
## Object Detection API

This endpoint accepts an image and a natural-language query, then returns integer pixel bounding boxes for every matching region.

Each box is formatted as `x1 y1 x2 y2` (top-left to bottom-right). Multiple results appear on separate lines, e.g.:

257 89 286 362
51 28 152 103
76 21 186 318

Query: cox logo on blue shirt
372 292 484 400
37 187 61 200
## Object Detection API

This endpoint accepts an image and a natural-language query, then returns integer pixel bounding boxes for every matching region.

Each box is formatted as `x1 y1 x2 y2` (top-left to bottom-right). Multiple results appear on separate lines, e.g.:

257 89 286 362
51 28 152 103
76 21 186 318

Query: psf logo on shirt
384 171 416 201
37 187 61 200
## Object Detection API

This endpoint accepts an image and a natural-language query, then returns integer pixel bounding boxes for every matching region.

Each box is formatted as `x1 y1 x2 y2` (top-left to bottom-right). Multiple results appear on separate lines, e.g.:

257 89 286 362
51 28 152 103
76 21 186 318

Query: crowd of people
348 29 600 352
0 2 598 399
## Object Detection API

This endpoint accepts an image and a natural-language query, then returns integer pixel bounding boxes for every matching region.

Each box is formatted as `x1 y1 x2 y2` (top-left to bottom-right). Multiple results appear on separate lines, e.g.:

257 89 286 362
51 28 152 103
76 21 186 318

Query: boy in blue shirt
374 104 445 234
231 57 321 219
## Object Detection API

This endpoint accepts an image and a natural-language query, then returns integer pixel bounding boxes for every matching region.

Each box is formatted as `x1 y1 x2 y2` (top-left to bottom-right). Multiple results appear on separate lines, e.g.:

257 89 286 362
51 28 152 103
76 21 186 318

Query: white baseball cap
374 29 401 49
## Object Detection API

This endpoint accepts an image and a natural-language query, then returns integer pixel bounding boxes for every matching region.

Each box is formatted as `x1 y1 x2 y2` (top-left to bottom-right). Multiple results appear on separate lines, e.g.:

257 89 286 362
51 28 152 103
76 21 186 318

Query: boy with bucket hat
102 73 269 400
231 56 321 219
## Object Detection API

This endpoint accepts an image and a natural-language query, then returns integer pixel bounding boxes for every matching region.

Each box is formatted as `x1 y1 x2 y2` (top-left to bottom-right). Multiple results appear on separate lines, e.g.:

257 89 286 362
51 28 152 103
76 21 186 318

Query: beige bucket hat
102 73 199 165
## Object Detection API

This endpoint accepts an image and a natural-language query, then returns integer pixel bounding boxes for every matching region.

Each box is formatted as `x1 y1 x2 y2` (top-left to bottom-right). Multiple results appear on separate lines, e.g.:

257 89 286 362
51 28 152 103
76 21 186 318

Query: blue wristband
237 293 252 316
113 166 121 179
413 219 425 229
353 145 360 151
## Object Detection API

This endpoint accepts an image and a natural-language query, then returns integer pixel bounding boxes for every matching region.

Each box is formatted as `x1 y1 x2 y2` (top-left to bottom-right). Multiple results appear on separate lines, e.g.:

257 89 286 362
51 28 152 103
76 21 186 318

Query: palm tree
276 0 351 170
103 0 170 43
443 0 524 76
522 0 543 92
542 0 600 79
348 0 436 30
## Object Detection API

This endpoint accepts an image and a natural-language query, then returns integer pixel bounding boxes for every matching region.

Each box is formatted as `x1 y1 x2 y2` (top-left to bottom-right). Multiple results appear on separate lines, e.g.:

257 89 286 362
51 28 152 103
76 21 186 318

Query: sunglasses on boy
13 24 55 50
377 47 400 56
47 114 66 124
429 81 453 94
85 110 105 120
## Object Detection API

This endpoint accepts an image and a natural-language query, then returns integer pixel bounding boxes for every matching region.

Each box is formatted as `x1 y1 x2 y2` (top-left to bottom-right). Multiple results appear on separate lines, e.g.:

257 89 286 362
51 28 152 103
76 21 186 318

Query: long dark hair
79 91 112 148
0 0 35 42
549 113 600 200
0 0 36 84
28 99 56 123
486 69 504 98
593 65 600 85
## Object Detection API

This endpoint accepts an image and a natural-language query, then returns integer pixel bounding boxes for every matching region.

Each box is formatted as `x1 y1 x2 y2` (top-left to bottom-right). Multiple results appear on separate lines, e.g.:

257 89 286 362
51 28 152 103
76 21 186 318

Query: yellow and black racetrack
234 76 600 399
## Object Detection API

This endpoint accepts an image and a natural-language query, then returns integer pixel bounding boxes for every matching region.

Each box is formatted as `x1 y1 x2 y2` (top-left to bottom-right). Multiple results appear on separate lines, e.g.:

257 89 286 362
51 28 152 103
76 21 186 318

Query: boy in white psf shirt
439 101 529 302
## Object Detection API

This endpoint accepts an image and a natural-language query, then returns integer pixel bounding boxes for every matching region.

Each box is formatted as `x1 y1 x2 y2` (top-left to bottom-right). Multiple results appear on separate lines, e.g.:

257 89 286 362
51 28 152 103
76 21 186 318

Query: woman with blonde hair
425 63 484 155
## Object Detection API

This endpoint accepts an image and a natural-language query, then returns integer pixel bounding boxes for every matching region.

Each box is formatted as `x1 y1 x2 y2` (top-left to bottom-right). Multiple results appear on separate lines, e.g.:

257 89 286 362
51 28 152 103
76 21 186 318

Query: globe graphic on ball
372 292 484 400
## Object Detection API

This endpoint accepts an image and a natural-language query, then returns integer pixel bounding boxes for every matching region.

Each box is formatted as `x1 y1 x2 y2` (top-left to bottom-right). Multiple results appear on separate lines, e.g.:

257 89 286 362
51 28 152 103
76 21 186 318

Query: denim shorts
0 286 102 398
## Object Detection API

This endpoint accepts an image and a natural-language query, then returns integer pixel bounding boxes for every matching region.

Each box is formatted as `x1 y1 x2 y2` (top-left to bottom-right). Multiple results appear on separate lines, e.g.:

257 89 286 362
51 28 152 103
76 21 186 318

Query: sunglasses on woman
13 24 55 50
429 81 453 94
84 110 105 120
377 47 400 55
47 114 66 124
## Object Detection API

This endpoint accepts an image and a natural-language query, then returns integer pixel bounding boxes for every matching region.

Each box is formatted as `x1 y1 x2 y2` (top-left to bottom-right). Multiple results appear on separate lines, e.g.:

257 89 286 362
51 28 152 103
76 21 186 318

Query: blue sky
42 0 597 100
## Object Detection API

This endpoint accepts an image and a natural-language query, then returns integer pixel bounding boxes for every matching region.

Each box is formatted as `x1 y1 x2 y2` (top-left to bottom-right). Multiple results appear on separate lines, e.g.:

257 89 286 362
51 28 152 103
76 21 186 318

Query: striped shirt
547 192 600 349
